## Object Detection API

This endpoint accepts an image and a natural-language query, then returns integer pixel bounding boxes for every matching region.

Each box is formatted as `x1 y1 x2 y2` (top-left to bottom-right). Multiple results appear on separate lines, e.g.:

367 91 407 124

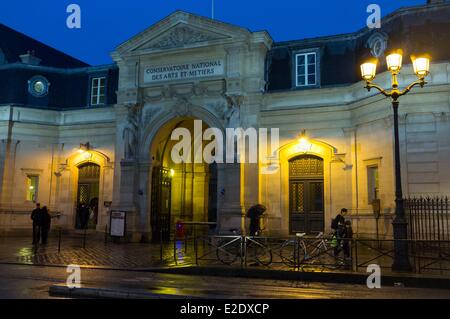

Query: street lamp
361 51 430 271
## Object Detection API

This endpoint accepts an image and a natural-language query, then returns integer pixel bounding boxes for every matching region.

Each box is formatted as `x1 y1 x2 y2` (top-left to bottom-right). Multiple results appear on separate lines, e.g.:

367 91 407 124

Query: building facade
1 2 450 240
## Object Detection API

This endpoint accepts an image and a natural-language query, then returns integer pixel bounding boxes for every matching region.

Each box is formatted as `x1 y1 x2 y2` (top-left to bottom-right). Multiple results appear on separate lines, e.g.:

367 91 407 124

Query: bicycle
215 228 273 266
280 232 341 269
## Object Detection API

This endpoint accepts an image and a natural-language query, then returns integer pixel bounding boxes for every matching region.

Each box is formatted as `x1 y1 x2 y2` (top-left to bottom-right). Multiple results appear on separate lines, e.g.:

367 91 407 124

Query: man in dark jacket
332 208 348 257
40 206 51 245
247 204 266 236
31 203 41 245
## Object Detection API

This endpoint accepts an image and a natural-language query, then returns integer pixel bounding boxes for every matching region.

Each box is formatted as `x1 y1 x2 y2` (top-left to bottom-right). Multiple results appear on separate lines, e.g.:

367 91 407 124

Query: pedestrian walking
246 204 266 236
40 206 51 245
30 203 41 245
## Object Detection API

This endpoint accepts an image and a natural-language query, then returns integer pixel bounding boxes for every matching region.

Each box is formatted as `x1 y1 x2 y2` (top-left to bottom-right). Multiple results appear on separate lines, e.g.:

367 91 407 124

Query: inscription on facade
144 59 224 83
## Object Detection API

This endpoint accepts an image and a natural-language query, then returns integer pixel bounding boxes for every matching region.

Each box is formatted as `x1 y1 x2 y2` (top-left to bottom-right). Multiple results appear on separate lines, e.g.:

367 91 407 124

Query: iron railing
405 197 450 241
174 234 450 275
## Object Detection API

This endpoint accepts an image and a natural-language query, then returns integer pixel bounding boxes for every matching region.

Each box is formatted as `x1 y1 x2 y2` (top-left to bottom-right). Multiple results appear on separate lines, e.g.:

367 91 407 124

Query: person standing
331 208 348 258
342 220 354 262
30 203 41 245
40 206 51 245
81 204 90 229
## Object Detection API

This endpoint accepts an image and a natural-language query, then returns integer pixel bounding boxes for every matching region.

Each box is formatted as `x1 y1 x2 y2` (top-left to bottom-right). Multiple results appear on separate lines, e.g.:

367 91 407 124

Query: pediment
115 11 251 55
135 23 230 51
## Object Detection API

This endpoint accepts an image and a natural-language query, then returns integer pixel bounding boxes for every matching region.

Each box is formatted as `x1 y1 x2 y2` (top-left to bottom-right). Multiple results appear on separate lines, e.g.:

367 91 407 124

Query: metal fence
405 197 450 241
174 234 450 275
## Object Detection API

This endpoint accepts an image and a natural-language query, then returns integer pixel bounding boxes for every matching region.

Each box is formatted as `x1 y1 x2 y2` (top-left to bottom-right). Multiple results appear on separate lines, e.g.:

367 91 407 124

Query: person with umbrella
246 204 266 236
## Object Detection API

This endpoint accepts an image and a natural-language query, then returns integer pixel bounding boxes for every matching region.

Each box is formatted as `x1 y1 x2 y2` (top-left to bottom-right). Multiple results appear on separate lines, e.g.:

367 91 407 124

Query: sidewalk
1 234 449 290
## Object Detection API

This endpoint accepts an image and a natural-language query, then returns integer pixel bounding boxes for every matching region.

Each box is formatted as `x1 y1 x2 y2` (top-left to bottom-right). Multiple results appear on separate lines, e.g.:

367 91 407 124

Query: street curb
4 260 450 290
0 260 172 272
149 266 450 290
48 285 198 299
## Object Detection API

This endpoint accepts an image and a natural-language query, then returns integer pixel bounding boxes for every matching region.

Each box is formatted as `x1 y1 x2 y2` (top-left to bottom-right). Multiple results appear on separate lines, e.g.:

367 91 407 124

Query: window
295 52 317 87
91 77 106 105
26 175 39 202
367 166 379 204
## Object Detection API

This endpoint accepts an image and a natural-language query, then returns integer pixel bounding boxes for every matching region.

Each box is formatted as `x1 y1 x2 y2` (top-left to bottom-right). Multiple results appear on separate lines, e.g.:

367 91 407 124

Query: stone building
1 1 450 241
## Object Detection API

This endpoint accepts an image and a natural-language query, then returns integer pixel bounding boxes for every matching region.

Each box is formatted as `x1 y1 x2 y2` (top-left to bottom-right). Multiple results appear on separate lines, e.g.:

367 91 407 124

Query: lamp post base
391 216 413 272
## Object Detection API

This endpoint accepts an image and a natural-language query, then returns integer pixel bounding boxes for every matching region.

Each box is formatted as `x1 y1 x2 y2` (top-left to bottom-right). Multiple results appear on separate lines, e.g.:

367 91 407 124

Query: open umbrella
246 204 266 219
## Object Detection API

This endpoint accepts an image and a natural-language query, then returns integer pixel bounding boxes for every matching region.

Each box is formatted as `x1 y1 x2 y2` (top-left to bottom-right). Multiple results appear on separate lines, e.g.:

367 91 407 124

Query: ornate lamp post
360 50 431 271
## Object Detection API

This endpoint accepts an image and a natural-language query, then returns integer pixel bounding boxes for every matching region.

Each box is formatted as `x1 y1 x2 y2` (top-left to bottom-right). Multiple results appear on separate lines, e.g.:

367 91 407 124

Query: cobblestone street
0 233 184 269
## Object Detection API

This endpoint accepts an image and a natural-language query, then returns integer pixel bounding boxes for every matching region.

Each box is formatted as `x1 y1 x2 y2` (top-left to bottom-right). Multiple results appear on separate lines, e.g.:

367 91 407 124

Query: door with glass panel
289 155 324 234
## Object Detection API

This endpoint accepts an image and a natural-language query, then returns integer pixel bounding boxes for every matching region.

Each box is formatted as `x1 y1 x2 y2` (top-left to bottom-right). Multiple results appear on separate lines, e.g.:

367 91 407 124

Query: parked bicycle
215 229 273 266
280 232 344 269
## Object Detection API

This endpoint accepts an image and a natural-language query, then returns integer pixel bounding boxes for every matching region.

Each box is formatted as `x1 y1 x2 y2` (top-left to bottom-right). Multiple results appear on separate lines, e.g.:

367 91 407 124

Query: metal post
160 227 163 262
58 227 62 253
391 100 412 271
194 234 198 265
242 236 246 269
173 236 177 265
104 224 108 245
83 227 87 249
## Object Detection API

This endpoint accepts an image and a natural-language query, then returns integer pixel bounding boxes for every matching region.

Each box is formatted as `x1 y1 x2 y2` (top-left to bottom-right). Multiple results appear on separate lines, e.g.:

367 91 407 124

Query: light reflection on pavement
1 263 450 299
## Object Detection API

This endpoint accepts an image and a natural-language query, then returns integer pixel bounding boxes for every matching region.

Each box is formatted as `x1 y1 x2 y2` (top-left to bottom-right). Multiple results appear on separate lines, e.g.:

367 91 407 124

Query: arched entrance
289 155 324 234
149 117 219 241
75 162 100 229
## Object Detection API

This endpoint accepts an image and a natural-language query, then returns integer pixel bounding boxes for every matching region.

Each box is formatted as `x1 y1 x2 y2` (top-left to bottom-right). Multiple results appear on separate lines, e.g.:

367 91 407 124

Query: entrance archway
149 117 219 241
288 155 324 234
75 162 100 229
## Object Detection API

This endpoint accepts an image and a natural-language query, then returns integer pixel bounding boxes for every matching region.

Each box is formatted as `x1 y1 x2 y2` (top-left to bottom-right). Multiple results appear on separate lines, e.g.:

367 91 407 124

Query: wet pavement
1 263 450 299
0 234 182 269
0 234 449 277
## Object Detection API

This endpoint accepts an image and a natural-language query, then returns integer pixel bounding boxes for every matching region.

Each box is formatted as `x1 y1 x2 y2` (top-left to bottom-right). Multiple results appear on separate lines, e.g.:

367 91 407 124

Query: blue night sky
0 0 426 66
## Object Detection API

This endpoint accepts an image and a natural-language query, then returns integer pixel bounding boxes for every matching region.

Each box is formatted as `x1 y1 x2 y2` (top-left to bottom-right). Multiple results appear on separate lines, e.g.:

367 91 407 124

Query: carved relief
141 25 225 50
143 106 163 123
173 97 192 117
207 101 227 119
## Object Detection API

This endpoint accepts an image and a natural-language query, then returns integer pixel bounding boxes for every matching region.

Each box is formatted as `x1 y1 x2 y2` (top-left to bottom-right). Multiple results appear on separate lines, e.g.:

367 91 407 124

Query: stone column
217 162 245 234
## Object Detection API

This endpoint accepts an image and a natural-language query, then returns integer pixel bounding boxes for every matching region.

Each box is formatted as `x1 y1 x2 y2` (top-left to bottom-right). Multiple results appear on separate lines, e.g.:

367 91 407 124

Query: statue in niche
224 95 244 162
122 103 141 160
224 95 243 129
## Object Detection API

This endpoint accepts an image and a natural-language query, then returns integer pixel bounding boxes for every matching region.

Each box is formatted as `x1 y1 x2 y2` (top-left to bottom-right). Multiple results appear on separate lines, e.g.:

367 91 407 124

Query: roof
0 23 89 68
272 1 450 47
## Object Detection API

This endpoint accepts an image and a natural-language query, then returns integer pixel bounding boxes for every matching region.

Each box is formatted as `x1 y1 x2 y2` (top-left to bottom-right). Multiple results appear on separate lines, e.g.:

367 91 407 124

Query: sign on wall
110 211 126 237
144 59 224 83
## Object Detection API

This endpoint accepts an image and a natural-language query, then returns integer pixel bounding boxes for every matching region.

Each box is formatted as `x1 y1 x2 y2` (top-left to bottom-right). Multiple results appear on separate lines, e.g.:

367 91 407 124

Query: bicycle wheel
280 240 306 267
216 238 240 265
251 241 272 266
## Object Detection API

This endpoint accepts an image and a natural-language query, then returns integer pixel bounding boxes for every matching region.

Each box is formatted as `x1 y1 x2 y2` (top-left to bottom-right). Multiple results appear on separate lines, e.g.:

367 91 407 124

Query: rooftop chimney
19 50 41 66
